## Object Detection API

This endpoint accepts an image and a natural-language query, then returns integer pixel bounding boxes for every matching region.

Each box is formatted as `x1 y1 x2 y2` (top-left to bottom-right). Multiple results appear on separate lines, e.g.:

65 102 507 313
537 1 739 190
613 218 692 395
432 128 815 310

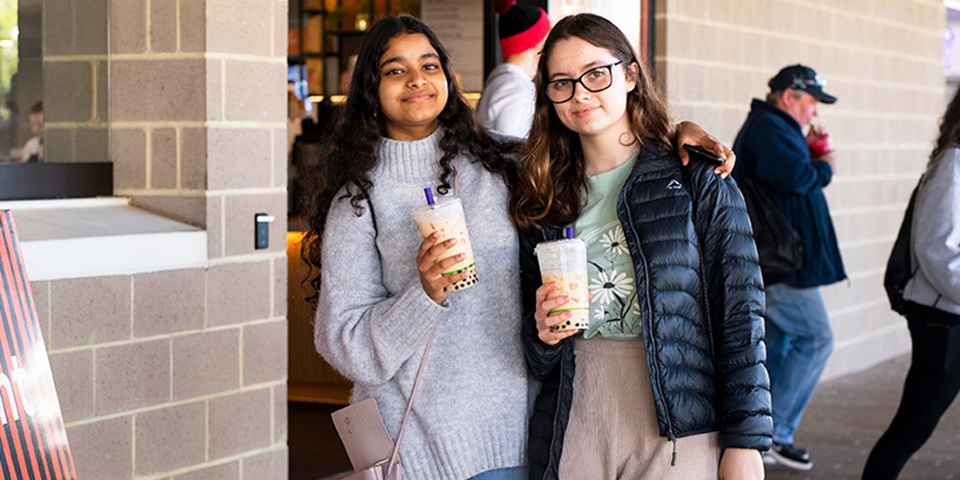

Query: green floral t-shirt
575 154 641 339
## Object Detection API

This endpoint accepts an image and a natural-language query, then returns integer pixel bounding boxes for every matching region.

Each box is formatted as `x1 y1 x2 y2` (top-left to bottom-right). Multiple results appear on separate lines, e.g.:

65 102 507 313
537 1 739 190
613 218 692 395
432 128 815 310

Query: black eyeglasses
544 61 625 104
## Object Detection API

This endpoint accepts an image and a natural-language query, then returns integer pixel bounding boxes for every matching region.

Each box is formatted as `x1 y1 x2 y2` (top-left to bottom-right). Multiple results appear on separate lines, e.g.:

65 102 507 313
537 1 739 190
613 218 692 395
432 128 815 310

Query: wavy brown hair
510 13 674 231
930 82 960 166
300 15 518 302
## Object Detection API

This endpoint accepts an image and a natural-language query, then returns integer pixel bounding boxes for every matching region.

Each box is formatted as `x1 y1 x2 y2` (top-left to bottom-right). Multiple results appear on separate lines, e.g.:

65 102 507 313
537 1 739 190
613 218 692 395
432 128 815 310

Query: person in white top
477 0 550 139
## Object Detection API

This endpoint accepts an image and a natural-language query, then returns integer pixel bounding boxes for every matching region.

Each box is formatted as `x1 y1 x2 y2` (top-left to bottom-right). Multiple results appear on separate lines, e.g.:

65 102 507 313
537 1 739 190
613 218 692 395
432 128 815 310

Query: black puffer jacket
520 146 773 480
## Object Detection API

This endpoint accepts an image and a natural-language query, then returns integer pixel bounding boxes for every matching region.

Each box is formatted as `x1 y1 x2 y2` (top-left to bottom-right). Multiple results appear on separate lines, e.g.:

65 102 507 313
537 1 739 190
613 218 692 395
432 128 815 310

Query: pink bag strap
386 327 437 476
454 157 459 197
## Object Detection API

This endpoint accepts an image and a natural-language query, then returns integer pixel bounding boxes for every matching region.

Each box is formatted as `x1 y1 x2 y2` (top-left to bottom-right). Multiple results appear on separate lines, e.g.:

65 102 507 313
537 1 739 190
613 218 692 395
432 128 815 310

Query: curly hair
300 15 518 302
930 83 960 166
509 13 674 232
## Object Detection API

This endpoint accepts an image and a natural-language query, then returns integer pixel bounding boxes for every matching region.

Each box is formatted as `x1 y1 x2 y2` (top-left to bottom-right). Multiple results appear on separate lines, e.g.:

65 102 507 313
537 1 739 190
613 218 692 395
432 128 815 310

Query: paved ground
294 353 960 480
767 354 960 480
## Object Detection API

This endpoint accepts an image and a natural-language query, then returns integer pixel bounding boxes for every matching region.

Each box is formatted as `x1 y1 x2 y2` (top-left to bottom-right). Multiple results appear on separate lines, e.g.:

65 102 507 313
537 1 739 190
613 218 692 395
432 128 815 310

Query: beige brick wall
41 0 110 162
656 0 945 379
37 0 290 478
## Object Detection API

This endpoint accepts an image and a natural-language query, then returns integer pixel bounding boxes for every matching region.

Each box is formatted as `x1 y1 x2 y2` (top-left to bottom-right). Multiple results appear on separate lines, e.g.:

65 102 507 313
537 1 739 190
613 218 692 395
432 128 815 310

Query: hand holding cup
807 125 833 158
533 227 590 339
534 282 580 346
416 232 471 304
412 188 479 303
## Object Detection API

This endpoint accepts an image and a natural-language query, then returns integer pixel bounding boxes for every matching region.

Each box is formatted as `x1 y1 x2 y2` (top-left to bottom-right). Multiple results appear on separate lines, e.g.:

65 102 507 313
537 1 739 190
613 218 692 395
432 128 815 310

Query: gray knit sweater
315 128 531 479
904 146 960 316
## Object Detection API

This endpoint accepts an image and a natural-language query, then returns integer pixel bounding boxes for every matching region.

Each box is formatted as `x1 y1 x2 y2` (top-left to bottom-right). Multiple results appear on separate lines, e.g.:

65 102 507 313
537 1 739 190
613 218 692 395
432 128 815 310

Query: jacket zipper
697 257 716 361
545 356 564 477
622 186 678 460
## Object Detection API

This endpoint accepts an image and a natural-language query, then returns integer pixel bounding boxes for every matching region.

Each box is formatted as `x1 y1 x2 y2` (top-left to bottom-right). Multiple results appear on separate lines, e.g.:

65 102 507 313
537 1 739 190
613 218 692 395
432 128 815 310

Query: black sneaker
768 442 813 471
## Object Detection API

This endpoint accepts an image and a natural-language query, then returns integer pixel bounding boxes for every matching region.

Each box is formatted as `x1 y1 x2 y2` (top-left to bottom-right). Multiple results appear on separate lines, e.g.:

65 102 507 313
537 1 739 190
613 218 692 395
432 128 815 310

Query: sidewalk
766 354 960 479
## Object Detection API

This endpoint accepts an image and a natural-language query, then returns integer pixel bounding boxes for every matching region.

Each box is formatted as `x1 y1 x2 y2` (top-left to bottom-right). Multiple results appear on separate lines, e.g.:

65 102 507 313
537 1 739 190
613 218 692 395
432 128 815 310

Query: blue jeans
764 283 834 445
467 467 528 480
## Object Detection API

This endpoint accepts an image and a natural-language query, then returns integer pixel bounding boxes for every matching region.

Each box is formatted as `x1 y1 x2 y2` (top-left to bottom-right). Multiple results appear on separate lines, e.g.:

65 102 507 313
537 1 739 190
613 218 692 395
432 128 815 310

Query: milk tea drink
412 190 478 292
534 227 589 332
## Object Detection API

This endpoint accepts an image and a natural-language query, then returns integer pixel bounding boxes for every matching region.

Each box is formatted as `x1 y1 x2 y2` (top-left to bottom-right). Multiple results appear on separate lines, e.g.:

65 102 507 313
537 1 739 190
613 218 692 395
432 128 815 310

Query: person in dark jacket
510 13 771 480
731 64 847 471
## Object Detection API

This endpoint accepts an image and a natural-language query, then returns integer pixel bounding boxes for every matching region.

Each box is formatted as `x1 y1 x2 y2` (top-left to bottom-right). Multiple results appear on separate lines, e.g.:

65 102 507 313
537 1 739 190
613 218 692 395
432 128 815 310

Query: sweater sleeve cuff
375 279 450 351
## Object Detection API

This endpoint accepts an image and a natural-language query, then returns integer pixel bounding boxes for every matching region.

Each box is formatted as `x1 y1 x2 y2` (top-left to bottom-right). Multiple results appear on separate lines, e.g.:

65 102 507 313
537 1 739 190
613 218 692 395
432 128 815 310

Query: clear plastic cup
412 197 478 293
534 232 589 332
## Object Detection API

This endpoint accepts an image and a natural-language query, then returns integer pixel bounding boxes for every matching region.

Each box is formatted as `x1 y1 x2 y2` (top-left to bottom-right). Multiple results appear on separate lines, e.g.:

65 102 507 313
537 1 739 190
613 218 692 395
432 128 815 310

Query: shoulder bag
334 329 436 480
737 175 804 280
884 176 922 316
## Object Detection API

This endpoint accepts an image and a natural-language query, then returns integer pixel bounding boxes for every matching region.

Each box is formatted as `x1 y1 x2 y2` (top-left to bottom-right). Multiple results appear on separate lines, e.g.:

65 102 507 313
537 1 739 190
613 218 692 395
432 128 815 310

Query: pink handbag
335 329 436 480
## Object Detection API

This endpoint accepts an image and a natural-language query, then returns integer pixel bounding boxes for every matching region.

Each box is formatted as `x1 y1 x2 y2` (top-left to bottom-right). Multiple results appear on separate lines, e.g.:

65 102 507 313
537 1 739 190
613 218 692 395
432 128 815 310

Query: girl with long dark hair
303 16 528 480
511 14 771 479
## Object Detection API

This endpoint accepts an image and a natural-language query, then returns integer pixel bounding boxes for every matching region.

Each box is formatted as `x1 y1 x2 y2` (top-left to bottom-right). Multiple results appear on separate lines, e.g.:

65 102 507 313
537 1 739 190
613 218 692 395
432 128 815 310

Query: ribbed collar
377 127 444 183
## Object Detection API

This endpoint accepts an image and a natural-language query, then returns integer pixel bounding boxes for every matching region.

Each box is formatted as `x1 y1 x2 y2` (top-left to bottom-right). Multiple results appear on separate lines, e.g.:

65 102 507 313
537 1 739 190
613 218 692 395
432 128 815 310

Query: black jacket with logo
520 145 773 480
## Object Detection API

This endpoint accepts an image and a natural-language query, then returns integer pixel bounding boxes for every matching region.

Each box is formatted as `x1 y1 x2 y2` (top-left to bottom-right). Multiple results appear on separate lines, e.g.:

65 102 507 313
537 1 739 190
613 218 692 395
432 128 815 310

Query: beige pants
558 337 720 480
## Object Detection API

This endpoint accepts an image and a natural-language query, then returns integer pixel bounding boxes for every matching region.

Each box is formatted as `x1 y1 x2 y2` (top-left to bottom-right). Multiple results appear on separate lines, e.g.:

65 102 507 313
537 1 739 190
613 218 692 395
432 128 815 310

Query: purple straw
424 187 435 206
565 226 574 239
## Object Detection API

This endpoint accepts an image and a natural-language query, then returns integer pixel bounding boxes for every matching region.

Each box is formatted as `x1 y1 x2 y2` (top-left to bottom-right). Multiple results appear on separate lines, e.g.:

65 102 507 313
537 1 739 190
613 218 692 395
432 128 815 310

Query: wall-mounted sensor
255 213 275 249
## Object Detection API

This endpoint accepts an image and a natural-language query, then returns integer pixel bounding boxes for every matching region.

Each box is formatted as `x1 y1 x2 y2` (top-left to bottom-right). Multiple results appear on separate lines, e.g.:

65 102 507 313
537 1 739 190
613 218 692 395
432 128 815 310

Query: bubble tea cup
535 227 589 332
412 188 479 292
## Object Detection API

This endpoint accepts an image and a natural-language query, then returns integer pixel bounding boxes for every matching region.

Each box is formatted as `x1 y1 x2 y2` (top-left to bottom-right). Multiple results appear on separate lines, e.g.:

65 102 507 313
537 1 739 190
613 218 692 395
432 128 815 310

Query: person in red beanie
477 0 551 138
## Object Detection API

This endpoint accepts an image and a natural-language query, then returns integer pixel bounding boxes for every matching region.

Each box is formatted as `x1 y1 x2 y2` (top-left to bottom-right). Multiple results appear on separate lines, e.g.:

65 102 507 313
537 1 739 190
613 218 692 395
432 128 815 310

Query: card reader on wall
255 213 275 249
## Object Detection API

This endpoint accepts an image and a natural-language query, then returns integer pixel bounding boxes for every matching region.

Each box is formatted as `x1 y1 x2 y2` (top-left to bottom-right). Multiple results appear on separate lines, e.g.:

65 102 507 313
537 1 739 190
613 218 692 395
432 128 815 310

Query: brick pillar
85 0 291 477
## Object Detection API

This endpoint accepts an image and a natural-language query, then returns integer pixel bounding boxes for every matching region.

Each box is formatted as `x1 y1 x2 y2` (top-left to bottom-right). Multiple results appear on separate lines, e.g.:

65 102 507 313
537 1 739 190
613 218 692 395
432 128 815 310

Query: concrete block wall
656 0 945 379
35 0 290 478
41 0 110 162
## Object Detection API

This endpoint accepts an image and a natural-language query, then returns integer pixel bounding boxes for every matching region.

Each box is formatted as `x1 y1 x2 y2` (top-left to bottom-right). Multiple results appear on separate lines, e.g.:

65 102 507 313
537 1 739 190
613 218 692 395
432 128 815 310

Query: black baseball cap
768 64 837 104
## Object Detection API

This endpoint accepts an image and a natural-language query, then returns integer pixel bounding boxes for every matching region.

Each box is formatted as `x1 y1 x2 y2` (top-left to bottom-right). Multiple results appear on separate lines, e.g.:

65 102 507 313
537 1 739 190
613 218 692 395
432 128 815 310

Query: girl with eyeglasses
511 14 771 480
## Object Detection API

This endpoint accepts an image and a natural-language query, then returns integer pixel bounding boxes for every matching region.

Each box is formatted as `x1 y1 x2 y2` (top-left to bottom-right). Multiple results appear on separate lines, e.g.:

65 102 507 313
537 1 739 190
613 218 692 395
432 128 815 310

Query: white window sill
0 197 207 281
